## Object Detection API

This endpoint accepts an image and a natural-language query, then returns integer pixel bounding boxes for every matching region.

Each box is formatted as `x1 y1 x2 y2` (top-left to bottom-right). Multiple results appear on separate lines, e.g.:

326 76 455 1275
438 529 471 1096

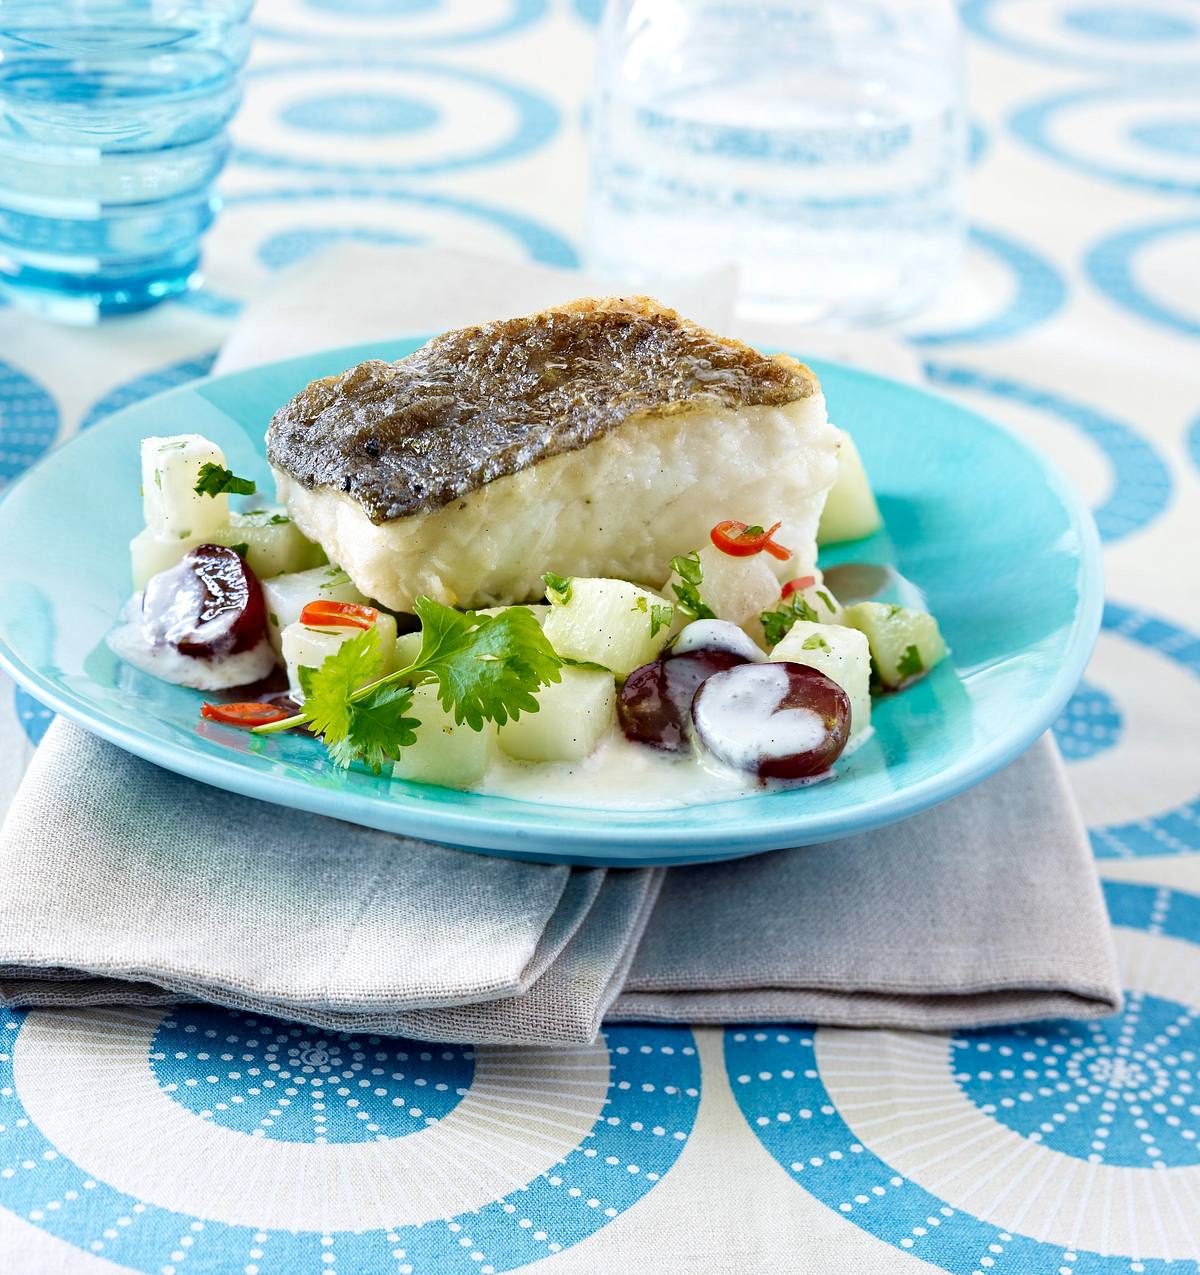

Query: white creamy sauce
671 619 766 663
108 594 276 692
477 727 763 810
692 663 825 770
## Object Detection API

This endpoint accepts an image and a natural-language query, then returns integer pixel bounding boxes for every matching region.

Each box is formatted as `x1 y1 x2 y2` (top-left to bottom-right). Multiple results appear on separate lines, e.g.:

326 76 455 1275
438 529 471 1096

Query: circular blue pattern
725 881 1200 1273
280 92 439 136
1188 411 1200 475
572 0 603 23
910 225 1067 347
79 353 218 433
150 1007 473 1143
0 1014 699 1273
0 359 59 484
256 0 547 47
1063 5 1197 41
963 0 1200 72
923 362 1172 542
13 686 53 745
1085 217 1200 338
954 992 1200 1167
1052 679 1122 760
1129 118 1200 157
1011 87 1200 197
257 225 419 270
238 60 559 177
1088 602 1200 858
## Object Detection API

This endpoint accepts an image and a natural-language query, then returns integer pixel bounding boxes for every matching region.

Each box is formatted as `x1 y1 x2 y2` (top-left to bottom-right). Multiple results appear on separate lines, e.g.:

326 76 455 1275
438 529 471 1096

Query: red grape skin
618 648 749 753
142 545 267 658
692 661 850 780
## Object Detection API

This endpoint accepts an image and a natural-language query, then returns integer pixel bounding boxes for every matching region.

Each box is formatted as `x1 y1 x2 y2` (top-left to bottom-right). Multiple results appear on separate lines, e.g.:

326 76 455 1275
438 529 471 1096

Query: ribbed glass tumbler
0 0 252 322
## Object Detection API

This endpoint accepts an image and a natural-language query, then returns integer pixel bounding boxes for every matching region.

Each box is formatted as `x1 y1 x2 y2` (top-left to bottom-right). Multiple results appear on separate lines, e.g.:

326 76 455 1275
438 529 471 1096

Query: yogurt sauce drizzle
691 663 826 771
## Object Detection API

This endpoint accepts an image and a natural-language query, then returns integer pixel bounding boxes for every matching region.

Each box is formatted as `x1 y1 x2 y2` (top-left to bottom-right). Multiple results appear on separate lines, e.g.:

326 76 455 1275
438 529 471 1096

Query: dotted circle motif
79 354 218 433
725 881 1200 1274
1085 217 1200 339
0 1013 699 1273
954 992 1200 1167
923 362 1172 543
257 225 419 270
150 1007 473 1143
280 92 439 135
0 359 59 484
1052 680 1123 761
256 0 547 47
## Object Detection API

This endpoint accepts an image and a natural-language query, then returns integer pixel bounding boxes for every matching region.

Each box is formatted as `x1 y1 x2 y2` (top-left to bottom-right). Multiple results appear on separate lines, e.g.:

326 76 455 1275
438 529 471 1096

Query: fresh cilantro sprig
253 599 563 771
760 594 819 646
194 463 256 498
633 594 676 639
543 571 572 606
668 551 715 622
897 643 924 679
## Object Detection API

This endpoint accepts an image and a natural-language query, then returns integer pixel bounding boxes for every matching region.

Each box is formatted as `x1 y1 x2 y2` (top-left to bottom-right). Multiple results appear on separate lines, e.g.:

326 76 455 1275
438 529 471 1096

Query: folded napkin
0 721 1119 1043
0 247 1120 1044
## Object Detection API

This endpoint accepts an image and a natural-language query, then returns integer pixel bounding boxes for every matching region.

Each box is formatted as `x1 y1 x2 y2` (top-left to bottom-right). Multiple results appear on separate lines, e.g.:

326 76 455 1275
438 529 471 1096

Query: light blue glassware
586 0 967 325
0 0 252 322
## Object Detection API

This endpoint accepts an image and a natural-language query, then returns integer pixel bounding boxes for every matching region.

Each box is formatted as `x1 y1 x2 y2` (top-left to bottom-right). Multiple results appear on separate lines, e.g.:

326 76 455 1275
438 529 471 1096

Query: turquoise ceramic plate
0 342 1101 865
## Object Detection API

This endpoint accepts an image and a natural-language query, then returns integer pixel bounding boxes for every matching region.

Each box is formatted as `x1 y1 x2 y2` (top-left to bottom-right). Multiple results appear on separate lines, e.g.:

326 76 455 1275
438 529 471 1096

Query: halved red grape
142 544 267 658
691 661 850 780
618 648 749 753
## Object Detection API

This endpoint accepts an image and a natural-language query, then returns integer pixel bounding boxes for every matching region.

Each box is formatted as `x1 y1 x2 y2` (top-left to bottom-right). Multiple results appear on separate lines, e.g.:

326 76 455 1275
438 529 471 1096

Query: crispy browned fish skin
267 296 818 524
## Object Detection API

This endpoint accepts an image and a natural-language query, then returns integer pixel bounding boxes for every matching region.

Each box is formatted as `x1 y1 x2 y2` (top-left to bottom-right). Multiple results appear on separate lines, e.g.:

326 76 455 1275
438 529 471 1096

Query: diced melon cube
818 431 883 545
843 602 947 689
664 545 781 637
281 612 397 701
211 509 325 580
130 526 205 590
497 667 616 763
394 630 424 669
262 565 370 656
391 682 492 789
543 578 674 677
771 621 872 738
141 434 231 541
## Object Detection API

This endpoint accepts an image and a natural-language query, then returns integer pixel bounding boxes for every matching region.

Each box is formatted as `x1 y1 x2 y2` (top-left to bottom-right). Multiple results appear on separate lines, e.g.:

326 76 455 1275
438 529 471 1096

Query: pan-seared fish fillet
268 297 840 611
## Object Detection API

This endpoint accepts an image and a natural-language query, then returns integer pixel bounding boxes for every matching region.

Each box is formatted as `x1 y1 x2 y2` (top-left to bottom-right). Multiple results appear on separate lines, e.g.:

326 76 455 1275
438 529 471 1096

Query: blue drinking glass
0 0 252 323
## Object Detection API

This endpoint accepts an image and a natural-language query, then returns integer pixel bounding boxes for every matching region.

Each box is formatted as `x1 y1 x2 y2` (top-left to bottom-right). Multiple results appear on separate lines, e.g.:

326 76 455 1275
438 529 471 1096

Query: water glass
586 0 967 327
0 0 252 323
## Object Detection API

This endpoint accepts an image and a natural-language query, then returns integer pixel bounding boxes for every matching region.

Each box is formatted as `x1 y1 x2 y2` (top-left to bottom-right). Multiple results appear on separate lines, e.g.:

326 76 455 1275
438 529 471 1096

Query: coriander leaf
760 594 819 646
543 571 572 606
634 596 648 613
194 462 256 498
268 513 290 526
668 550 715 622
228 542 250 558
816 589 836 612
801 634 830 651
297 627 384 749
649 602 674 639
561 656 612 672
897 643 924 679
412 597 562 730
328 683 419 772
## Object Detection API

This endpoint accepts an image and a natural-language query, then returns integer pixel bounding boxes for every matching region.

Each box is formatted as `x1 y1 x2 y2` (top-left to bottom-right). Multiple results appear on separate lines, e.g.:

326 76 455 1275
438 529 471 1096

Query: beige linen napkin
0 247 1121 1044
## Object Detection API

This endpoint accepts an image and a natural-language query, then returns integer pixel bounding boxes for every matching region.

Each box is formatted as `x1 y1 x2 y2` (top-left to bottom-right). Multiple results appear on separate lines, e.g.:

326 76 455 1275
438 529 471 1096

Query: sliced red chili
780 576 816 599
710 519 792 562
299 600 379 630
200 701 293 728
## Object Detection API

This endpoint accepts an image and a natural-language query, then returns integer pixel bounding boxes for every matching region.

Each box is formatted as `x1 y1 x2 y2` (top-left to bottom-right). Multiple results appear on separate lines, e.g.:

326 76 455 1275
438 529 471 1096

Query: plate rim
0 343 1104 864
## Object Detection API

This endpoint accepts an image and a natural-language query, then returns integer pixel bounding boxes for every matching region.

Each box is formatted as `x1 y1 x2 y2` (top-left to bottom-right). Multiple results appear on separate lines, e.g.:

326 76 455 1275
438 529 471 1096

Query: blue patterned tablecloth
1 1 1199 1270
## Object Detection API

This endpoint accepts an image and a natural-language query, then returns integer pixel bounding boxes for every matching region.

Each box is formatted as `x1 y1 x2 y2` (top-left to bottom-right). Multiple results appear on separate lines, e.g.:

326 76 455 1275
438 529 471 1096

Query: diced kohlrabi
140 434 232 542
542 577 674 677
497 667 616 763
771 621 872 738
262 565 369 656
818 431 883 545
843 602 947 689
281 612 397 701
391 682 492 789
210 509 325 581
664 545 781 638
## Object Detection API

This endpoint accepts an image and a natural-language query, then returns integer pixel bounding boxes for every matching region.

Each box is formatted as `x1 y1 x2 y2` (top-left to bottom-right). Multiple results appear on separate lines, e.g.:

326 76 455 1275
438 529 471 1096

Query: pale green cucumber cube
543 578 673 677
771 621 872 738
844 602 947 688
211 509 325 580
392 682 492 789
140 434 230 541
262 565 369 656
498 667 616 763
663 544 781 636
818 431 883 545
281 612 397 701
